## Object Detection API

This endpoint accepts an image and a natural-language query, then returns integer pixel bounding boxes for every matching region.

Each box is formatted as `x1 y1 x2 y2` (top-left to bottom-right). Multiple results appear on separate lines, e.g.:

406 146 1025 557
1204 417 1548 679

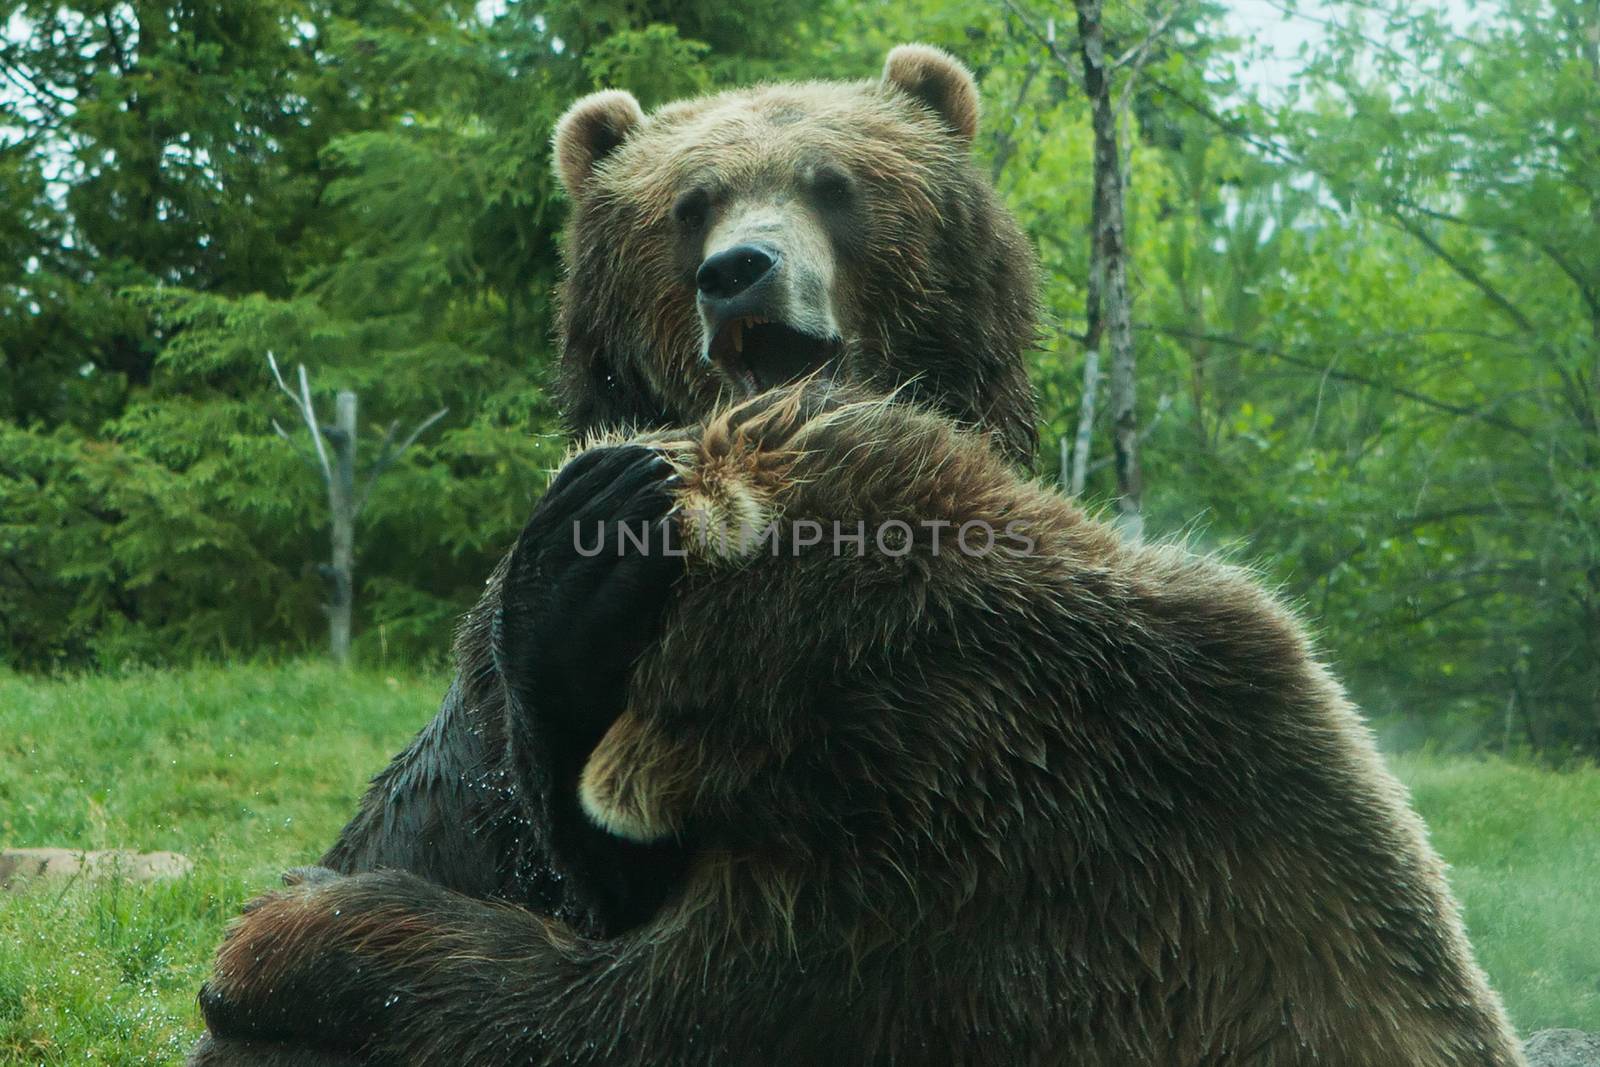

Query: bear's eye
809 166 855 208
672 188 710 230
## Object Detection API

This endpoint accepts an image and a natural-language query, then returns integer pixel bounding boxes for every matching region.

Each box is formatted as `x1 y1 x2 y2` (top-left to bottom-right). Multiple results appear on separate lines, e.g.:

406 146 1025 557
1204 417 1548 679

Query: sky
1220 0 1478 97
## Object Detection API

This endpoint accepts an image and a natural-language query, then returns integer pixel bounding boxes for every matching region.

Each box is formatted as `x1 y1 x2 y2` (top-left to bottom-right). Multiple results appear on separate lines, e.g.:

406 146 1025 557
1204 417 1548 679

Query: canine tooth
733 320 744 353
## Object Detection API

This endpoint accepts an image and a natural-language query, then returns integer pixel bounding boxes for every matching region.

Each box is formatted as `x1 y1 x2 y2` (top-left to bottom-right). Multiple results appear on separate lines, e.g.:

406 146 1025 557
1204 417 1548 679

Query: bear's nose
696 245 777 301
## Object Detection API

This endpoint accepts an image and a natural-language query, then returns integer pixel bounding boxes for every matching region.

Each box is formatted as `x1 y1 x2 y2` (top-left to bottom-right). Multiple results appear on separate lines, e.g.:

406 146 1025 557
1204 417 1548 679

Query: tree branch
267 352 334 486
991 59 1042 184
272 418 328 476
1145 325 1536 437
1383 212 1538 334
355 407 448 514
1387 201 1600 321
1112 2 1183 72
999 0 1082 75
1114 34 1562 341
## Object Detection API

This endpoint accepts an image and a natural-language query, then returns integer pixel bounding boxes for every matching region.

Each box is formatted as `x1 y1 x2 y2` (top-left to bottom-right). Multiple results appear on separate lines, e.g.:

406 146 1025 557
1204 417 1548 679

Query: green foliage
987 0 1600 752
2 0 1596 752
1240 0 1600 753
0 420 305 667
581 24 712 105
0 0 815 670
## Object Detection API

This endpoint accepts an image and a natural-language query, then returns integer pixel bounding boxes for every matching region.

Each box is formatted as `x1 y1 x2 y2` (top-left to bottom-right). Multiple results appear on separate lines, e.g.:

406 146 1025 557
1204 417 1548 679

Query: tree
999 0 1202 533
0 0 827 669
1072 0 1144 537
268 355 445 665
1254 0 1600 750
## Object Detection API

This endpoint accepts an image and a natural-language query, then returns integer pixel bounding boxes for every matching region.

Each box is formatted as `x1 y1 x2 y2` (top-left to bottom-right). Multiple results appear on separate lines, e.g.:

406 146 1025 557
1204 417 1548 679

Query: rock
1526 1030 1600 1067
0 847 193 890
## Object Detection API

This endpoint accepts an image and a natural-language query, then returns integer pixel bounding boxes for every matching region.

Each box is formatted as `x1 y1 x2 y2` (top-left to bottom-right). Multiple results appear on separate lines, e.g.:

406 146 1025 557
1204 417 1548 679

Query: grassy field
1 665 1596 1063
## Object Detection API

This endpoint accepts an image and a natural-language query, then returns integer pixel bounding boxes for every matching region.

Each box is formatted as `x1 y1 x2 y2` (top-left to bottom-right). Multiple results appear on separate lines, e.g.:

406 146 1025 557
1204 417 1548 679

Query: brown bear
190 46 1526 1066
305 41 1039 943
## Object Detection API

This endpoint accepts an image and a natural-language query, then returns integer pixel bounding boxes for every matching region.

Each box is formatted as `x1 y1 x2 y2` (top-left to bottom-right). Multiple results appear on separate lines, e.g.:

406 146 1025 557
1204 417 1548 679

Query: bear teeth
731 317 770 354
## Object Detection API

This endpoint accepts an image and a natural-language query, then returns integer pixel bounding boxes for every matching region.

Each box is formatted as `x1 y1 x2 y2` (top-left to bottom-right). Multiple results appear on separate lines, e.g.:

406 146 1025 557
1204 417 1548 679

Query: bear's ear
881 44 980 145
552 90 646 197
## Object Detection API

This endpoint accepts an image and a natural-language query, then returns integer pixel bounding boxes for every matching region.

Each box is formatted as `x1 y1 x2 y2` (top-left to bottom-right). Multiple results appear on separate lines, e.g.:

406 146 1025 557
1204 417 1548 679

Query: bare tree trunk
268 354 446 668
1075 0 1143 540
1502 685 1516 757
326 390 357 667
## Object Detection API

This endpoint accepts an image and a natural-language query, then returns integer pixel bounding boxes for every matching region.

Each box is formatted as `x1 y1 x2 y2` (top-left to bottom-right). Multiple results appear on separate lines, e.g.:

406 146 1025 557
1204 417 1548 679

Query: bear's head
551 45 1040 465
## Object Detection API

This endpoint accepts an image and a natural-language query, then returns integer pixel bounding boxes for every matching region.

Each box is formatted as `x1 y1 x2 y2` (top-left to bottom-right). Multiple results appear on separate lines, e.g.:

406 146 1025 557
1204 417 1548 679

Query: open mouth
706 317 843 394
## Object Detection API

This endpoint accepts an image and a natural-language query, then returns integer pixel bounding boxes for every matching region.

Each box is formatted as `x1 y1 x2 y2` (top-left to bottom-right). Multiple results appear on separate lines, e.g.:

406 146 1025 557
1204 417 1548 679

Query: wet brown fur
199 382 1522 1064
194 47 1525 1066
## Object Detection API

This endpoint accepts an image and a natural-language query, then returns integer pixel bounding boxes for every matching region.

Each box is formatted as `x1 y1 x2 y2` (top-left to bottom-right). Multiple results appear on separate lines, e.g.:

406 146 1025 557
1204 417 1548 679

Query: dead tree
268 353 447 665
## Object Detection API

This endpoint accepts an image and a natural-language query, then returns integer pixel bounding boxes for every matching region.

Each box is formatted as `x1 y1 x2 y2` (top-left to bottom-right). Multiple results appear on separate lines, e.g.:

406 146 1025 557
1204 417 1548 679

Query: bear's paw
578 712 698 843
667 394 812 567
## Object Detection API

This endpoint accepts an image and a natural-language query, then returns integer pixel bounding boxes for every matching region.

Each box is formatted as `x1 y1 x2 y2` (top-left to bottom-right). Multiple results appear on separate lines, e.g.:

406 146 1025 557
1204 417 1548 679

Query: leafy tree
3 0 1594 756
1246 0 1600 750
992 0 1597 753
0 0 821 669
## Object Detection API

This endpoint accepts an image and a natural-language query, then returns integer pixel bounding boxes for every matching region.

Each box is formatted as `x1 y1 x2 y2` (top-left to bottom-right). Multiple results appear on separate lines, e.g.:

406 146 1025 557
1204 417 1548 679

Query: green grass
0 665 1595 1062
1391 752 1600 1033
0 663 443 1065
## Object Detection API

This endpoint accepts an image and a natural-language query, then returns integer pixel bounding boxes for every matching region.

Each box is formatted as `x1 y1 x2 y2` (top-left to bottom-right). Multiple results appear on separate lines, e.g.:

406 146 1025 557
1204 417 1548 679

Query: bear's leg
316 674 512 899
193 869 822 1064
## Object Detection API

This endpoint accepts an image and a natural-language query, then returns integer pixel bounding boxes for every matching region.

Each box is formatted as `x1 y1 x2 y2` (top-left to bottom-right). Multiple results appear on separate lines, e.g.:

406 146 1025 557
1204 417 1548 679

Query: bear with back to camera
191 46 1526 1066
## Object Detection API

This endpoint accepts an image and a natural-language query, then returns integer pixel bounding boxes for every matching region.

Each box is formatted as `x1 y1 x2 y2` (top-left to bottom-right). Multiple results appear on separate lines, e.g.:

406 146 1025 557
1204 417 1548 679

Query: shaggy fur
193 46 1524 1066
552 52 1039 463
196 383 1521 1064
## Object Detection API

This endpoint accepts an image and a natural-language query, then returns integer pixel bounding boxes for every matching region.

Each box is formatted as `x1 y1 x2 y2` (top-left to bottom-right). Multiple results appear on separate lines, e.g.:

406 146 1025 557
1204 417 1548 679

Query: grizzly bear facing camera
191 46 1526 1066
